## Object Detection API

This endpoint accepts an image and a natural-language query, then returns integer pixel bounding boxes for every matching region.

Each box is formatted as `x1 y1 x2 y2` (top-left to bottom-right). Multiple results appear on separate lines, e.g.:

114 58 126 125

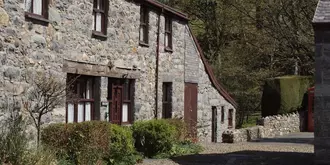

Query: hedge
41 121 138 165
132 119 177 158
261 76 313 117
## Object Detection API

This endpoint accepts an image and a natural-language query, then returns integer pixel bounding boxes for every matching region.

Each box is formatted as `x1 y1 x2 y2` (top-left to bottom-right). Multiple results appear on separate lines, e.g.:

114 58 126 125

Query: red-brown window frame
66 74 95 123
165 16 173 52
162 82 172 119
24 0 50 23
92 0 109 37
139 6 149 46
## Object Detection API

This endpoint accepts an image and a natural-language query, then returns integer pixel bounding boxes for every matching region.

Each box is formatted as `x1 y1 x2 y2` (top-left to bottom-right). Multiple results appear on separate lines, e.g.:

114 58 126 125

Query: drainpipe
155 9 162 119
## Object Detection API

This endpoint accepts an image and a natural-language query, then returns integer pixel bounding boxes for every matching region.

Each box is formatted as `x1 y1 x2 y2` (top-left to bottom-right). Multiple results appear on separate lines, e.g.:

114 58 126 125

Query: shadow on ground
251 137 314 145
171 151 314 165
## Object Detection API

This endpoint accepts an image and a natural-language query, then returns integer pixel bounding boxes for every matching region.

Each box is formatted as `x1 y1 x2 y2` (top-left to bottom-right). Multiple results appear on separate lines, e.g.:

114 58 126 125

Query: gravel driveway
139 133 314 165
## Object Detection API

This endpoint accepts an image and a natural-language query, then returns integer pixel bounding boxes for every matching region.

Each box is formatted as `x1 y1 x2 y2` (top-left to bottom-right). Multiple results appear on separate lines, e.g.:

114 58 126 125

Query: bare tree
22 71 78 146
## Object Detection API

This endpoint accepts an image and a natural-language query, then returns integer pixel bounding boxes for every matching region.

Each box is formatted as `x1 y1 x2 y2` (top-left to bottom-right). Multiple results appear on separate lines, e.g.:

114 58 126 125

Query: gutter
155 8 162 119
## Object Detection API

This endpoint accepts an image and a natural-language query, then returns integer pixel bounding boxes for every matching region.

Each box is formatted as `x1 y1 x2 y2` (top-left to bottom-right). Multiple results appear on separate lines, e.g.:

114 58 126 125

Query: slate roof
313 0 330 23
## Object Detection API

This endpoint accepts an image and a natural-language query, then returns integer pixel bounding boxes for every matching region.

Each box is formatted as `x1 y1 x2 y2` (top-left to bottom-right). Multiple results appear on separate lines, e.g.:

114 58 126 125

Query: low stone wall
223 112 301 143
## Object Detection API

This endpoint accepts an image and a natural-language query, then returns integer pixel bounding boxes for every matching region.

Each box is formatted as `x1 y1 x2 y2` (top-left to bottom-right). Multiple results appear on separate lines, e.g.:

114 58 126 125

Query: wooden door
110 85 123 125
212 107 217 142
184 83 198 139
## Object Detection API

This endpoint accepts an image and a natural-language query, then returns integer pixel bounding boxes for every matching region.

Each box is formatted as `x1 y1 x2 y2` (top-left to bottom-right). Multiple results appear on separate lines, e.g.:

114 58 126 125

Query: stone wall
0 0 236 142
223 112 300 143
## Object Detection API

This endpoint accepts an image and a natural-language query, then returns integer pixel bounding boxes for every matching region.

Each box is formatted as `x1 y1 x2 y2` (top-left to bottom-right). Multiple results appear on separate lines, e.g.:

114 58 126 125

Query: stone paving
139 133 314 165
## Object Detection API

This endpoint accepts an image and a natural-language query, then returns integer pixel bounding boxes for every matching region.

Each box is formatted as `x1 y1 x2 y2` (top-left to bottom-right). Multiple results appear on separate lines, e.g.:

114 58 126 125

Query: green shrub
0 115 28 165
42 121 139 165
132 119 177 158
165 119 189 141
261 76 313 116
105 124 140 165
42 121 110 164
154 140 204 159
21 147 58 165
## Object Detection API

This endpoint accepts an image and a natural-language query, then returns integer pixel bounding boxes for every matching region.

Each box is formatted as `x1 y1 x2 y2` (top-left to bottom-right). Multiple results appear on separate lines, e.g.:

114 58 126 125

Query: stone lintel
63 60 140 79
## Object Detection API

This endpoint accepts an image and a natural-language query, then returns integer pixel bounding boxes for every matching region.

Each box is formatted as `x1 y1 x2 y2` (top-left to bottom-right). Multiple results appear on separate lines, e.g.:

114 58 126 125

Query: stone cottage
0 0 237 142
313 0 330 164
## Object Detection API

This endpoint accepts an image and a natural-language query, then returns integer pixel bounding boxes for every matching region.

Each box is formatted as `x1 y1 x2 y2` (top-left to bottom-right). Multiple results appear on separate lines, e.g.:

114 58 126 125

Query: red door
184 83 198 139
110 85 123 125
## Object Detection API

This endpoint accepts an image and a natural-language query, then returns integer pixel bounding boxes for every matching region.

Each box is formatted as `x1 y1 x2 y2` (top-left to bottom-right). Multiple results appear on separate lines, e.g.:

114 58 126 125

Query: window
228 109 234 128
211 106 217 143
164 16 173 51
108 78 134 124
93 0 109 36
162 82 172 119
66 74 95 123
221 106 225 123
139 6 149 45
24 0 49 21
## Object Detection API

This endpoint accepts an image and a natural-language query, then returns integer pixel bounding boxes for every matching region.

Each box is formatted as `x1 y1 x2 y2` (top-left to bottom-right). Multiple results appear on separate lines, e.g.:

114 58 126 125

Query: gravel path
139 133 314 165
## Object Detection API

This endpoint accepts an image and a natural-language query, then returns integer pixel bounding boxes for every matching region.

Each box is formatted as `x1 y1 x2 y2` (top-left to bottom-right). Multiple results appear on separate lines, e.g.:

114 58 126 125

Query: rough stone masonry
0 0 236 142
313 0 330 164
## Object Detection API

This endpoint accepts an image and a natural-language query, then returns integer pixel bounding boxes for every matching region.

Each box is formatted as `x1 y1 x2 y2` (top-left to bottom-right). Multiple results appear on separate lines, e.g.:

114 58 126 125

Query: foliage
105 124 141 165
42 121 140 165
42 121 110 164
154 140 203 159
261 76 313 116
165 119 189 141
132 119 177 158
21 147 58 165
0 114 28 165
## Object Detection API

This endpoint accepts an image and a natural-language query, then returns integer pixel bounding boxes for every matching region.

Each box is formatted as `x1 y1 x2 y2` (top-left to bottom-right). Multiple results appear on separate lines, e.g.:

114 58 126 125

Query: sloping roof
142 0 238 108
313 0 330 23
140 0 189 20
187 26 238 108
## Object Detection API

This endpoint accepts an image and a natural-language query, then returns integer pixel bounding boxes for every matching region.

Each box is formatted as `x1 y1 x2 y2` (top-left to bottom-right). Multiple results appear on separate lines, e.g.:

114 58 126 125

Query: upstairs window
165 16 173 51
24 0 49 21
93 0 109 36
139 6 149 45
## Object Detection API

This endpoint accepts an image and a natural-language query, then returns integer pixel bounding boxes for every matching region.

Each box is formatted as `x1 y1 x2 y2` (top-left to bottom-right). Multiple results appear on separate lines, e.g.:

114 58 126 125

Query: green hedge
132 119 177 158
41 121 139 165
261 76 313 117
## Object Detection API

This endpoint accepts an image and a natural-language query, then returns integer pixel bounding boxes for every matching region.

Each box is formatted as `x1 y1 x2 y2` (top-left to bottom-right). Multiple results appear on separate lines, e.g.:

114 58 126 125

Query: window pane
140 26 145 42
95 13 102 31
33 0 42 15
68 103 74 123
85 102 91 121
165 34 169 47
86 79 92 99
78 103 84 122
122 103 128 122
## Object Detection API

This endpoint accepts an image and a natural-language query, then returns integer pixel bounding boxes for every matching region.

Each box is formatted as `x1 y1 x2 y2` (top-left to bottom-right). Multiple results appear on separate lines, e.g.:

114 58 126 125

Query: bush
132 119 177 158
21 147 57 165
105 124 141 165
261 76 313 117
165 119 189 141
0 115 29 165
154 140 204 159
42 121 138 165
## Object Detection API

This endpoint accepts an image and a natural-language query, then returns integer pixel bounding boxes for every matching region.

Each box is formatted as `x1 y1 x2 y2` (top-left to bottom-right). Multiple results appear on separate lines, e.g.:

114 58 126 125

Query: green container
261 76 313 117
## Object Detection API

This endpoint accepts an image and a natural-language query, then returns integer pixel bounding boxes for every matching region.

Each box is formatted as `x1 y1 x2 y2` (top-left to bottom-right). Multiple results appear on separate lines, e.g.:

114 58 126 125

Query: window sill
25 12 50 25
165 47 173 53
139 42 149 47
92 30 107 40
